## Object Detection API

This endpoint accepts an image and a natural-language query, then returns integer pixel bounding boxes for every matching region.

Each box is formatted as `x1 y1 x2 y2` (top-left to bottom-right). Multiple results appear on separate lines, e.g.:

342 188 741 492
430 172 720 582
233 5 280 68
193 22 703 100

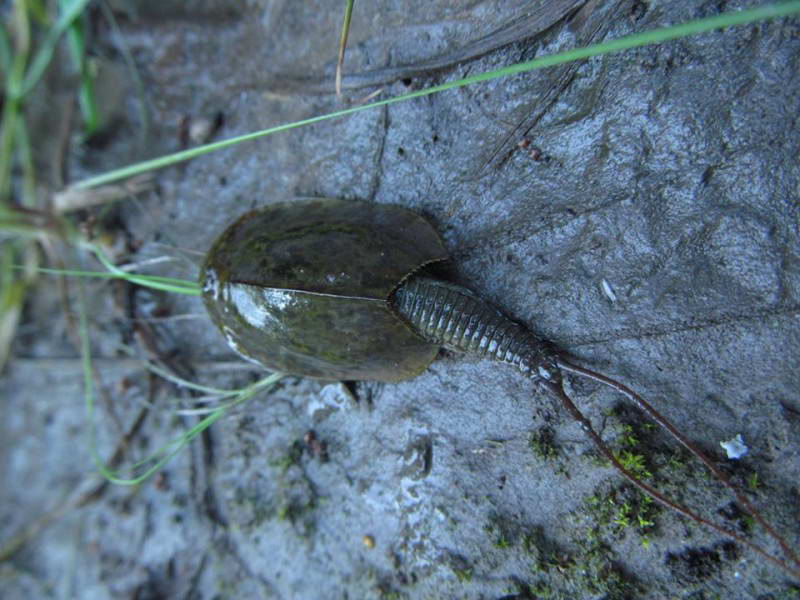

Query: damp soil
2 1 800 598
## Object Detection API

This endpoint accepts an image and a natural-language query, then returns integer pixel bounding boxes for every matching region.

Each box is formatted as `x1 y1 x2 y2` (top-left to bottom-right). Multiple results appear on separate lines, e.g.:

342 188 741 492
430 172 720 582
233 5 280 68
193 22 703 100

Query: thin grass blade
30 266 201 294
72 1 800 190
62 0 100 135
90 372 282 485
20 0 92 97
0 23 11 73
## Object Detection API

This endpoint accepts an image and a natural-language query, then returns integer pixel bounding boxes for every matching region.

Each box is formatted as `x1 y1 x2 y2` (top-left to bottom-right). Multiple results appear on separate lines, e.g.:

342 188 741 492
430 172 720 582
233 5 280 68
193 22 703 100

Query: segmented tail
391 276 555 378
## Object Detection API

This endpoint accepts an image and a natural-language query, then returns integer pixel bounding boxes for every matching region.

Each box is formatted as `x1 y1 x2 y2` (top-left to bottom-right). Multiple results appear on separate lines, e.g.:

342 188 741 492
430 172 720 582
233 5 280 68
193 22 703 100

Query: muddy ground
2 1 799 598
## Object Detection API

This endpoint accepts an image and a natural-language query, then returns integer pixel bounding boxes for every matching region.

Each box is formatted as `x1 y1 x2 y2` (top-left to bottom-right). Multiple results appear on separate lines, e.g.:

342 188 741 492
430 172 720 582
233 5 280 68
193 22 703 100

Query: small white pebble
601 278 617 302
720 433 748 459
189 117 216 144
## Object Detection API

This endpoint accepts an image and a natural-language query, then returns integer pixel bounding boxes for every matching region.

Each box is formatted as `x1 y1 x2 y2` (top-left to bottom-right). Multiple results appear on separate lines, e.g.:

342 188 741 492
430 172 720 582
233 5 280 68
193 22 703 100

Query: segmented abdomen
391 276 554 377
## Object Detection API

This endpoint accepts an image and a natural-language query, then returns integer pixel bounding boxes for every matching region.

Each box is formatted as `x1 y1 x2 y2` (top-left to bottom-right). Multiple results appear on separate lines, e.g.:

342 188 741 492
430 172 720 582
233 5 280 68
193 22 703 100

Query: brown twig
335 0 355 99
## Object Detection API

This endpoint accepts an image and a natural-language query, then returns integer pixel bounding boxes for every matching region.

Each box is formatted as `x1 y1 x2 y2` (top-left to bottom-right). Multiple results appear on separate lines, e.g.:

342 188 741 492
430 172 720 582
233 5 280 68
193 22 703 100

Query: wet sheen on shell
201 198 449 382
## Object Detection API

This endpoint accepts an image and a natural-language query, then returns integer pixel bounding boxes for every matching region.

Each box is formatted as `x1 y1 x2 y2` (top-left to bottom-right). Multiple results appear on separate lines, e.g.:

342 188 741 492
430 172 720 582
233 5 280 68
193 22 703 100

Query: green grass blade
92 372 282 485
144 362 246 396
0 4 31 199
95 409 225 485
5 1 31 95
0 23 11 73
121 275 201 295
31 266 192 285
80 243 201 294
28 265 201 294
27 0 50 24
72 1 800 190
62 1 100 135
0 105 19 200
0 244 27 369
81 266 278 486
20 0 92 98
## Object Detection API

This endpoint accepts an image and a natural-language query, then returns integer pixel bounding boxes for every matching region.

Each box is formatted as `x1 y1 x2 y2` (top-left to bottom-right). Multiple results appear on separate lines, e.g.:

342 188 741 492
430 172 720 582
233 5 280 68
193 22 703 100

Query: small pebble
720 433 748 459
601 278 617 302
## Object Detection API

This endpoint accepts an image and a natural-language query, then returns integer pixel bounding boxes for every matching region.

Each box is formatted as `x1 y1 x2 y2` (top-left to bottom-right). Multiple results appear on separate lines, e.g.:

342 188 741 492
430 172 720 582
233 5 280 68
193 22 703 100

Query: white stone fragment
601 278 617 302
720 433 748 459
